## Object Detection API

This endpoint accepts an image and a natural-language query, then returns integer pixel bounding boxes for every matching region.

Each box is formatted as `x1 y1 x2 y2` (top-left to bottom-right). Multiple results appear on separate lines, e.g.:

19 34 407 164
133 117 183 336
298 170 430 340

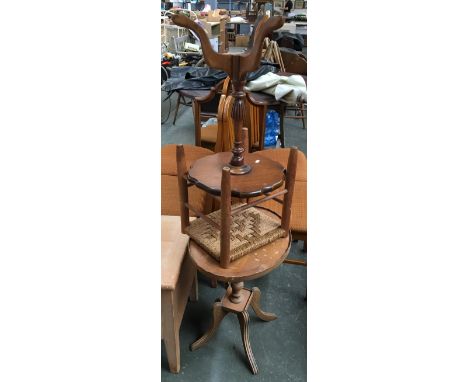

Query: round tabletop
188 151 285 198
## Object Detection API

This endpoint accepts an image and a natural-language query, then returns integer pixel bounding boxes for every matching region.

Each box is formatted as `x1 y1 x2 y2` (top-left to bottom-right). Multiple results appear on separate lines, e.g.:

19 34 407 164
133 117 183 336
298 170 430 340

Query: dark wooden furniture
278 53 307 130
171 13 284 174
192 78 233 150
193 77 276 152
172 88 215 125
280 48 307 74
284 100 307 130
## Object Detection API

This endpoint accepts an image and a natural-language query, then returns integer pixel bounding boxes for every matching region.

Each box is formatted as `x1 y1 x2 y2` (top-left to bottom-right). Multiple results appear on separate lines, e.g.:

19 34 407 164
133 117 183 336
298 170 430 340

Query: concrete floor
161 90 307 381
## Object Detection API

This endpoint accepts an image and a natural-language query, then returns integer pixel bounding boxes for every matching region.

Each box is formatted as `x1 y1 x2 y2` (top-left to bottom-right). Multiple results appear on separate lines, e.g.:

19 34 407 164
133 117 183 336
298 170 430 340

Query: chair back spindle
220 167 232 268
241 127 249 153
281 147 298 234
176 144 190 232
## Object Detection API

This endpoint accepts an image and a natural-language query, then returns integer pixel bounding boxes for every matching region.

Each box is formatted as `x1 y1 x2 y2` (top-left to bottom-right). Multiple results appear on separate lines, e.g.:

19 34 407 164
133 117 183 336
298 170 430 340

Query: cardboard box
207 10 221 22
198 20 217 38
206 9 230 22
235 35 250 47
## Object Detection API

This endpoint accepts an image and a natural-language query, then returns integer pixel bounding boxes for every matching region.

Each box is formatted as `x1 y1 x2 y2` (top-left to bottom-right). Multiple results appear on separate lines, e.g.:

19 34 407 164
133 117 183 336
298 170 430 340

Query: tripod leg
237 310 258 374
251 287 277 321
190 301 227 351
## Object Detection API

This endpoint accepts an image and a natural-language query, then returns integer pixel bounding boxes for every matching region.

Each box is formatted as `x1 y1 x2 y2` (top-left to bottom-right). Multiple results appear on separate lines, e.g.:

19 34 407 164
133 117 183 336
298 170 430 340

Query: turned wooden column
230 281 244 303
229 72 250 174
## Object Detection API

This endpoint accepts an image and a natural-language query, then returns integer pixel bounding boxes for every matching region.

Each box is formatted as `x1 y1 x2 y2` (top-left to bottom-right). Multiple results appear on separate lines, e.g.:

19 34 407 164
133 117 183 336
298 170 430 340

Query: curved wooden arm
247 16 264 49
171 14 284 82
171 14 231 74
193 79 225 103
238 16 284 78
245 91 277 107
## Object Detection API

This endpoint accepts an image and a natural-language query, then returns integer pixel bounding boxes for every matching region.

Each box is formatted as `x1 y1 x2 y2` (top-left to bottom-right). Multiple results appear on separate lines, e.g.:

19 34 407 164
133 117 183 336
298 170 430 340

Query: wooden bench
161 215 197 373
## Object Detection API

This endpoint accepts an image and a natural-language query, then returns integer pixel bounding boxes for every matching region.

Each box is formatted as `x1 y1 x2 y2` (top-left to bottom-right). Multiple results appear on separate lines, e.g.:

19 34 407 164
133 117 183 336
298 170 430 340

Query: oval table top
188 151 285 198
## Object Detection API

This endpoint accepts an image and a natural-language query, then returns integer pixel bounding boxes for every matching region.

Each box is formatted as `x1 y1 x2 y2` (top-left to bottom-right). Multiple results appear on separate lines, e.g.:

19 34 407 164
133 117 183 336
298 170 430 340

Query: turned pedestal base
190 283 276 374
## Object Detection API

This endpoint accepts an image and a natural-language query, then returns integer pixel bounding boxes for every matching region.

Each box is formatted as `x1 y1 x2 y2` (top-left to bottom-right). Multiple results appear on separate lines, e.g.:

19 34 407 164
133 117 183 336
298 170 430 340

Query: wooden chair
172 89 193 125
195 77 280 152
255 147 307 262
279 49 307 129
245 91 285 150
192 78 235 151
173 87 221 126
161 144 214 216
175 141 298 374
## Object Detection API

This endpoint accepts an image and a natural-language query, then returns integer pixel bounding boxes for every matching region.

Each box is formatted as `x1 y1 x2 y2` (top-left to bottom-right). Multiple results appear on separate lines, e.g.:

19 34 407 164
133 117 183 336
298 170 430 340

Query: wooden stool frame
176 142 297 268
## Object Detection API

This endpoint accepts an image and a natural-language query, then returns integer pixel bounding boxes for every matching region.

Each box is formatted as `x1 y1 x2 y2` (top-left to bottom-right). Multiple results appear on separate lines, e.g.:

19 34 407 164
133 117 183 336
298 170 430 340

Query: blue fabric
264 110 280 147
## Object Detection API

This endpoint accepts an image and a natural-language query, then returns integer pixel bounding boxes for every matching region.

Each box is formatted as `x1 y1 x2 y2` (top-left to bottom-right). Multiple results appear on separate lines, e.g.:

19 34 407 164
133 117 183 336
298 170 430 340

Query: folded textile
272 31 304 51
162 64 278 92
244 72 307 103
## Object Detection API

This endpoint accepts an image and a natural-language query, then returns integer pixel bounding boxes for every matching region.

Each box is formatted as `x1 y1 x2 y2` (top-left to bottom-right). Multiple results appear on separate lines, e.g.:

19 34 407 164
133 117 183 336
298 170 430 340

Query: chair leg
279 104 285 148
258 105 267 151
301 102 306 129
172 93 181 125
162 292 180 373
193 100 201 146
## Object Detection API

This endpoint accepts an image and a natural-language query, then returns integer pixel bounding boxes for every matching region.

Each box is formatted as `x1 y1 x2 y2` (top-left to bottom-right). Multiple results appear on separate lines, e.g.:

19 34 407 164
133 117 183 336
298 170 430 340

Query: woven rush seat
186 204 286 262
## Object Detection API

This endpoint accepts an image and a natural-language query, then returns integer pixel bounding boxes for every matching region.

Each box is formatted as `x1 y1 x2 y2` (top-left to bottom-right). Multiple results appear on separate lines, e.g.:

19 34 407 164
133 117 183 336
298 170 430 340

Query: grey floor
161 91 307 156
161 91 307 381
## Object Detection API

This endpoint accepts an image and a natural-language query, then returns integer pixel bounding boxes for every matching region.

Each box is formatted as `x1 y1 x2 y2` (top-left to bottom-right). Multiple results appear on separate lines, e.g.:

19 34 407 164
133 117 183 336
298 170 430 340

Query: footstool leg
173 93 181 125
163 329 180 373
251 287 277 321
162 292 180 373
190 301 227 351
